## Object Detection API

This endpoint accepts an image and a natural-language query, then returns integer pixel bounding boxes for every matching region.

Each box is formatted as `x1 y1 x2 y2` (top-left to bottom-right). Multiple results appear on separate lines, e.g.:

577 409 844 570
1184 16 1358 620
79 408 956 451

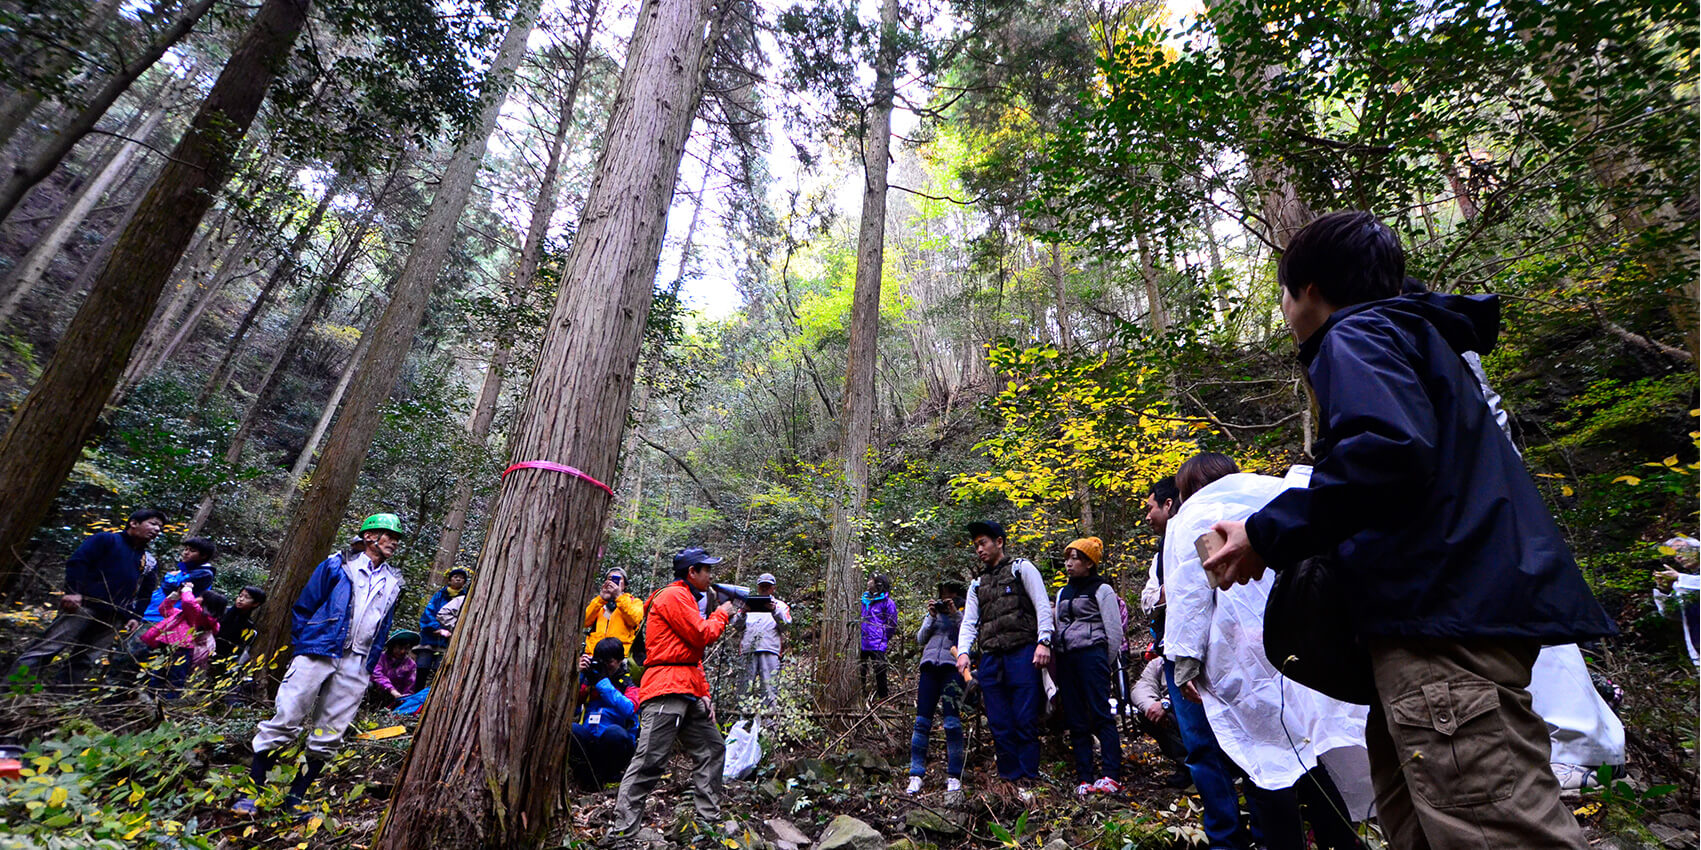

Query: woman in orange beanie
1052 536 1125 795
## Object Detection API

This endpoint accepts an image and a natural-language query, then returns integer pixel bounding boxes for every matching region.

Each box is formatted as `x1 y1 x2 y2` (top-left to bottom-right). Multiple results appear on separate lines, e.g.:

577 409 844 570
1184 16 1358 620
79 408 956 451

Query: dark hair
181 537 218 560
965 520 1006 543
1278 211 1405 307
128 508 167 526
1400 275 1428 295
241 585 267 606
200 589 228 620
869 574 890 594
593 636 626 664
1148 476 1180 509
1176 453 1240 502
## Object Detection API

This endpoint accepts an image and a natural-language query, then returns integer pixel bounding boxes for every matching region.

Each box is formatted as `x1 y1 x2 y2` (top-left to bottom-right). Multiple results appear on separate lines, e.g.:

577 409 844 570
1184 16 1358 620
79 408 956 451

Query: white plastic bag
722 716 762 780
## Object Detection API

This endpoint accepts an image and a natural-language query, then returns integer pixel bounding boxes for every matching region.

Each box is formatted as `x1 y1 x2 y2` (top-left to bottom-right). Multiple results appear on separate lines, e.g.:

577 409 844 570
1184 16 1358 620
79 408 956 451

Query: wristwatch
1036 637 1052 647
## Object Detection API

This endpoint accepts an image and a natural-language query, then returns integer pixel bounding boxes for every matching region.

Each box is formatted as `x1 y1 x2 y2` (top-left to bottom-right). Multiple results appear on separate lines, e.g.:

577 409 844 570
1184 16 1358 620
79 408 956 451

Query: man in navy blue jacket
237 513 405 815
1204 212 1615 850
6 509 165 687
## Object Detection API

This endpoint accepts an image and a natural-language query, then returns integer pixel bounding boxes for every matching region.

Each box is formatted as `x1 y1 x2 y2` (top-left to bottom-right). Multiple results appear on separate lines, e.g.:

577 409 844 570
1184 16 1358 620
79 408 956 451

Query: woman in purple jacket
860 574 899 700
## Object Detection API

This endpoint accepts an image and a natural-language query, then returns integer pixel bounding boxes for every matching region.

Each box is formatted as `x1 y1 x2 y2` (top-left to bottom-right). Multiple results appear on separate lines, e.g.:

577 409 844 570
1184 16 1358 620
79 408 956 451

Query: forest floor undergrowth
0 598 1695 850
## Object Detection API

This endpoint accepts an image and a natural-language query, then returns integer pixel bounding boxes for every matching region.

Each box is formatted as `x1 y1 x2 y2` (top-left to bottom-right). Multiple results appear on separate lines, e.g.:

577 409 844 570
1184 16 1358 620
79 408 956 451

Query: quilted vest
975 558 1038 653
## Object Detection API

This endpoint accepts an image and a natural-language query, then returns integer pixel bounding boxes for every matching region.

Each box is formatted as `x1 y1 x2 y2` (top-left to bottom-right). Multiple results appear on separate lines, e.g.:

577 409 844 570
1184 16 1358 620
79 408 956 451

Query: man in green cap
236 513 406 815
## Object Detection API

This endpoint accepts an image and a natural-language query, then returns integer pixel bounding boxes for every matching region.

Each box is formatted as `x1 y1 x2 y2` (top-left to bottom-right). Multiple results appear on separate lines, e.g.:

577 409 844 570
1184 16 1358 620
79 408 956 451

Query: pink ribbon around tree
501 460 614 498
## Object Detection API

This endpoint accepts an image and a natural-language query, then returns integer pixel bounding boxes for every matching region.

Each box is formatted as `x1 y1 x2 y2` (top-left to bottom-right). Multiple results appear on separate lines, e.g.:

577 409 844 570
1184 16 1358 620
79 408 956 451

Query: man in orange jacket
610 547 736 841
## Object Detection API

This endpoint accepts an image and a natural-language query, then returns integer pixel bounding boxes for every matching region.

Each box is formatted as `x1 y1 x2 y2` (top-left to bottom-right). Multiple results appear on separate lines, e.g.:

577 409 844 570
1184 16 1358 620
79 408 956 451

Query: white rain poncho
1162 470 1370 792
1529 643 1626 768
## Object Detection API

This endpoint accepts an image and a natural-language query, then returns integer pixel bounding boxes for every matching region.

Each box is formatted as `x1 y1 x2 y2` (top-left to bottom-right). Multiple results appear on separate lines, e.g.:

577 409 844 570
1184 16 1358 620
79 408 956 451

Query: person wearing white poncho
1164 458 1371 850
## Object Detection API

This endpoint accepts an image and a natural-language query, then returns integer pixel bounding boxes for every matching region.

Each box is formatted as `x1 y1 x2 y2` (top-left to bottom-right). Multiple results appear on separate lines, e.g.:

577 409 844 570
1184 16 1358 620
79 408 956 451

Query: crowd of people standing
0 211 1671 850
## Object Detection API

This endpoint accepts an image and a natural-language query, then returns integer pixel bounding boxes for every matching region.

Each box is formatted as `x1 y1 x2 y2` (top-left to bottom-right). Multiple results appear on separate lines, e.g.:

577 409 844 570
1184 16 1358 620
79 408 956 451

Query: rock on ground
817 815 885 850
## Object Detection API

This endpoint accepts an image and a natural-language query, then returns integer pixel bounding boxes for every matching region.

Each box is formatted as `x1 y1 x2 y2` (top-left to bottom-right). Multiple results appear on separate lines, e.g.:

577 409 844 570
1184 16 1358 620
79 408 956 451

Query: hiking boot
905 776 923 795
1091 777 1123 794
945 777 961 793
1552 763 1601 793
1074 782 1093 798
231 797 258 816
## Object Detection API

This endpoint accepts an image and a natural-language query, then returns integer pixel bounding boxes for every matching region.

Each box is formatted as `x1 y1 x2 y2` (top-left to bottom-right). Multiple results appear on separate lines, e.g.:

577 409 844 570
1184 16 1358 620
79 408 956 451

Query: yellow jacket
583 593 644 656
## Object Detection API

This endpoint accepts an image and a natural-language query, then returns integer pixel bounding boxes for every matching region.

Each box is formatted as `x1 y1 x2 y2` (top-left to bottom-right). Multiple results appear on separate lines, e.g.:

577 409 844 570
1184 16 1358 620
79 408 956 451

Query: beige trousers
1366 638 1587 850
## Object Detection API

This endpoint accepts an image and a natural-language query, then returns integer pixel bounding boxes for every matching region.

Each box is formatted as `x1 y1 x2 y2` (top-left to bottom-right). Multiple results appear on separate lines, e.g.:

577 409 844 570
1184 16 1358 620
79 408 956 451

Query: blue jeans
980 645 1043 780
910 664 964 777
1055 647 1121 782
1167 660 1253 849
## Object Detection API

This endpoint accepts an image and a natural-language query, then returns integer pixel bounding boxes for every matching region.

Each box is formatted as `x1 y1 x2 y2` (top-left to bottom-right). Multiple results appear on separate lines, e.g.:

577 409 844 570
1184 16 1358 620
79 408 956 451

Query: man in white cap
733 572 791 709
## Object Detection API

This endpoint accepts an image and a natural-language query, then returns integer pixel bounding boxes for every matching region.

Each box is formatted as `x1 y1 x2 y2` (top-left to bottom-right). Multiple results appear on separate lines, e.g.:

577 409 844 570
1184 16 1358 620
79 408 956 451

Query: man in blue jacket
6 509 165 687
237 513 406 814
1204 212 1616 850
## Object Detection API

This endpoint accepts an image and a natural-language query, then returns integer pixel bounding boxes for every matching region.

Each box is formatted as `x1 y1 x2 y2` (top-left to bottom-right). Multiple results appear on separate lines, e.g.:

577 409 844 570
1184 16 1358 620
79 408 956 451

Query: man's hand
1181 680 1202 703
124 619 140 633
1144 703 1166 723
1202 520 1267 590
390 688 403 699
1655 566 1682 594
956 653 971 679
578 654 592 672
599 580 620 602
59 593 82 613
436 629 451 639
1032 643 1052 668
715 600 736 618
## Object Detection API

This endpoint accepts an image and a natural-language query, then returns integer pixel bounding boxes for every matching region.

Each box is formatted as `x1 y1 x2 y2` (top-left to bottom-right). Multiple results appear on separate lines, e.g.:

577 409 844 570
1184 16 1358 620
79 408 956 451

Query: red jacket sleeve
654 586 729 650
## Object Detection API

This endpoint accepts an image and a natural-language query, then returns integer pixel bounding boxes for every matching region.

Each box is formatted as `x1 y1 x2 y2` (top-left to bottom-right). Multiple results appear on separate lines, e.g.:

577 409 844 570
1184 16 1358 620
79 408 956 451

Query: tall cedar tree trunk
248 2 541 672
199 164 355 405
430 0 601 581
0 0 309 592
0 0 218 225
821 0 899 710
185 164 400 534
0 0 124 150
376 0 720 843
0 107 168 326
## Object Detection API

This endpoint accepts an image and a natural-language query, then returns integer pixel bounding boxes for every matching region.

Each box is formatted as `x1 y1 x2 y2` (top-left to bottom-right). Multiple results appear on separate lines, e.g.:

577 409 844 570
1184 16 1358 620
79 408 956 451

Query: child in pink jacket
137 586 226 696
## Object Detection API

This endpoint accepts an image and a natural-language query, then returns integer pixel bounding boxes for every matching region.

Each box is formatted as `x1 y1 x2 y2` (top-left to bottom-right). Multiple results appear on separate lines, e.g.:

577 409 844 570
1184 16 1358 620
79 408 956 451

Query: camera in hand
742 594 774 613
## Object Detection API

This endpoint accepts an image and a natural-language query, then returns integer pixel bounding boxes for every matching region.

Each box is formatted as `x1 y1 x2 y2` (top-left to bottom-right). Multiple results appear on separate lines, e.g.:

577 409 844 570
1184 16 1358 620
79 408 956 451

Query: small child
369 631 419 708
141 538 219 625
138 586 227 696
215 585 267 668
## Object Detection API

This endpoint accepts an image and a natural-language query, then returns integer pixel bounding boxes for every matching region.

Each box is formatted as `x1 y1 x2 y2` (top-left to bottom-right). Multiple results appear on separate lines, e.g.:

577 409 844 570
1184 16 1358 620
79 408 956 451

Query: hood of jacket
1302 292 1499 366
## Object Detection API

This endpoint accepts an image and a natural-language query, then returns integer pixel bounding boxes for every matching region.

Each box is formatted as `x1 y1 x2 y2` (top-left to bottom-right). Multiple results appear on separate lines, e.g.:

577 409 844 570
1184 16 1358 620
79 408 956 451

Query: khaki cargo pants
612 694 725 836
1366 639 1587 850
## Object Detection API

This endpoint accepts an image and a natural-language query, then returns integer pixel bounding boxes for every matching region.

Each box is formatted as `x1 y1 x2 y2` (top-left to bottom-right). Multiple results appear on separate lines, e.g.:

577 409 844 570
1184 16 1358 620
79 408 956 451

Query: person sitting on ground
571 637 641 789
136 585 227 697
1530 643 1627 794
907 579 967 796
236 513 407 816
734 572 792 708
1129 654 1190 787
369 631 420 709
1166 455 1366 850
956 520 1054 797
141 537 219 625
609 547 737 842
1052 536 1125 796
6 509 166 688
859 574 899 702
584 567 644 659
416 567 470 684
1202 211 1617 850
